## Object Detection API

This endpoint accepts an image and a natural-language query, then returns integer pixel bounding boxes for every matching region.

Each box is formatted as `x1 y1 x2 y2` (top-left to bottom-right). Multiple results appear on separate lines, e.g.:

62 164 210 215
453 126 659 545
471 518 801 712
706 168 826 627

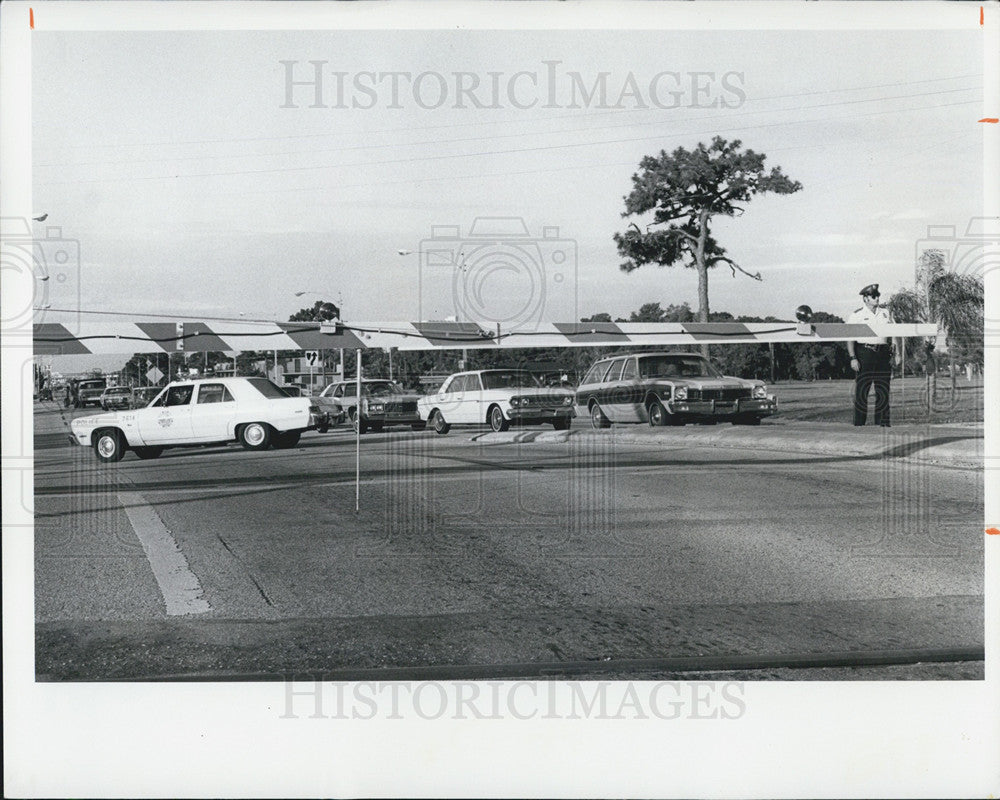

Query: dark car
576 352 777 428
315 379 424 434
75 379 108 408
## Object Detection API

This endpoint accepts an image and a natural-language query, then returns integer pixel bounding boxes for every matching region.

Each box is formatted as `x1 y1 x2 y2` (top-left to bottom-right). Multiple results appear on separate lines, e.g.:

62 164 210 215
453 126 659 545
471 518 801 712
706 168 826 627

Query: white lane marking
118 491 211 616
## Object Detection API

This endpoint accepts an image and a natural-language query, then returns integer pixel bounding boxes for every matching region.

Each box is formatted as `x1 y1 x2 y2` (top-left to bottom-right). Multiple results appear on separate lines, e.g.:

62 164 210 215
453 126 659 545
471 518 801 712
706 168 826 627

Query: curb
471 422 984 468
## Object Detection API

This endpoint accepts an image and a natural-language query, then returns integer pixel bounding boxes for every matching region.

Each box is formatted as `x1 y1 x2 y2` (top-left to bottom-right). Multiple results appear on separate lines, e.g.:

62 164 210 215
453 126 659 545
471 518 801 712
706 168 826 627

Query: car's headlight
510 397 521 408
562 396 573 406
368 402 385 414
673 387 687 400
753 385 767 399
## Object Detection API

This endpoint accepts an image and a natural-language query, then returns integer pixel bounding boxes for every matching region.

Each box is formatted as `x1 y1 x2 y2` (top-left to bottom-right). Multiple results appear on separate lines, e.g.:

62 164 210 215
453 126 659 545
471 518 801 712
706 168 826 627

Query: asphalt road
33 406 984 680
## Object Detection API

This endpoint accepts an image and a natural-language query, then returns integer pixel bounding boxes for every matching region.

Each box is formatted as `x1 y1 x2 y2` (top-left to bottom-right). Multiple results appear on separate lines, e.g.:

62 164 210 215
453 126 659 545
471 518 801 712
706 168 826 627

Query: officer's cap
860 283 880 297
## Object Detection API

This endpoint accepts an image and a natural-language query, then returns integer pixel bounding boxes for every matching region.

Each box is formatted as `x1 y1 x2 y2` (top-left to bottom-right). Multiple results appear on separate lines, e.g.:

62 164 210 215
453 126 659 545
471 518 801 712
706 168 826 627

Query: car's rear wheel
132 446 163 460
239 422 272 450
432 410 451 435
94 429 126 463
272 431 301 449
489 405 510 432
590 402 610 429
349 409 369 434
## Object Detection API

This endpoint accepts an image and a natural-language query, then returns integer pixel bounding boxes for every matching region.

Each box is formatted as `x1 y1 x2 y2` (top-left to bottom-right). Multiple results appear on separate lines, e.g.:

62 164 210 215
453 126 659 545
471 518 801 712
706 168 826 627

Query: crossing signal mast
32 311 933 356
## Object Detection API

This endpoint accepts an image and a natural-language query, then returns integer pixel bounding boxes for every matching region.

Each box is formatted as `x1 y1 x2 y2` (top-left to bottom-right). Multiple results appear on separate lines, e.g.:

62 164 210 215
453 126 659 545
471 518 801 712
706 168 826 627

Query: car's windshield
638 355 720 379
481 371 541 390
364 382 404 397
338 382 404 397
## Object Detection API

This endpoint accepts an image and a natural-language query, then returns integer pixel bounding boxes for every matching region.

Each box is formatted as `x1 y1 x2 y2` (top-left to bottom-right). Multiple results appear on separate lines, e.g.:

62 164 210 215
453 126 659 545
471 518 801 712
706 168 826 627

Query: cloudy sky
31 16 984 342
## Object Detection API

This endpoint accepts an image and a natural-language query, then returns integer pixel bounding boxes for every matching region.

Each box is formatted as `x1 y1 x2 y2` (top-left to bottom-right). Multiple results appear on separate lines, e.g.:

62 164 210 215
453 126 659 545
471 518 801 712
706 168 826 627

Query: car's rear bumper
667 397 777 417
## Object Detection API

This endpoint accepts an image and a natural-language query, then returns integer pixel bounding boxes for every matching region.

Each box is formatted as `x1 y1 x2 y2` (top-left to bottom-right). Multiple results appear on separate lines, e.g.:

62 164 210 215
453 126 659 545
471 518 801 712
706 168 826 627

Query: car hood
505 387 575 399
650 377 761 389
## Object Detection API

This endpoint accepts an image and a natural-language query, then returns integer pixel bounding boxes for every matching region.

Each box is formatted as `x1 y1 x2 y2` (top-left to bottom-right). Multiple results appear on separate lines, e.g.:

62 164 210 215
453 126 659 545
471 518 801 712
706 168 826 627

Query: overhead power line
38 72 982 153
36 83 981 170
37 97 980 186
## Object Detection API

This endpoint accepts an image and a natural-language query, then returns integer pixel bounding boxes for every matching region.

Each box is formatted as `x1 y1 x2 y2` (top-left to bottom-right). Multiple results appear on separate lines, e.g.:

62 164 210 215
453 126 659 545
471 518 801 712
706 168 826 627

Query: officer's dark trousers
854 345 892 426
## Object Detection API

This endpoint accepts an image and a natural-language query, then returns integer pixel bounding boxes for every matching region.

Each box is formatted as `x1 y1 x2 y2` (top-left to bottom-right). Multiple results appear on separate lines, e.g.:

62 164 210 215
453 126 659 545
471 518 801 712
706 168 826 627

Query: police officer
847 283 901 426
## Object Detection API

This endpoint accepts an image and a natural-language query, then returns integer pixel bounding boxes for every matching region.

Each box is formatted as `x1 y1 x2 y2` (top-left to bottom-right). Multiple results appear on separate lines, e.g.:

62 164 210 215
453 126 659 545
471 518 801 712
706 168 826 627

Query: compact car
99 387 132 411
417 369 575 434
69 377 325 463
315 379 424 434
75 378 108 408
576 352 776 428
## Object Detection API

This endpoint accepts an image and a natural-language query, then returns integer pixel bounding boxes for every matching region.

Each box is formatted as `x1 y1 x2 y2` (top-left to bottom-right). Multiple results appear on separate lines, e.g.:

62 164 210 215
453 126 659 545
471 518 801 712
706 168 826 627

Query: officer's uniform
847 283 894 426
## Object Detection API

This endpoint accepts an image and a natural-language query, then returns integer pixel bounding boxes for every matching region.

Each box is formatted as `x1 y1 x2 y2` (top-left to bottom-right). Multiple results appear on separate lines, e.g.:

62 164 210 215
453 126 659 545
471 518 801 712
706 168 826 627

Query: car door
618 356 644 421
189 382 237 440
136 384 196 443
464 373 486 423
600 357 628 421
440 374 471 422
576 360 610 410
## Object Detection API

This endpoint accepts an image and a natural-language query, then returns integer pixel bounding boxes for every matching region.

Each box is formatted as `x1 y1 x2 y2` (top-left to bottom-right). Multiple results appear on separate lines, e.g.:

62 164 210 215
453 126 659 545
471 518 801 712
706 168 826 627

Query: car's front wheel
349 409 369 434
648 400 669 427
132 446 163 460
94 429 126 463
432 410 451 435
239 422 272 450
489 405 510 432
590 403 610 429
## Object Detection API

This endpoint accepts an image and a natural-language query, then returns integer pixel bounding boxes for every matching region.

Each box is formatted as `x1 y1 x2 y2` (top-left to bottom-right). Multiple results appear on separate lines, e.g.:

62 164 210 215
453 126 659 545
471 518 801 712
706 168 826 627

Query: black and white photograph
3 1 997 796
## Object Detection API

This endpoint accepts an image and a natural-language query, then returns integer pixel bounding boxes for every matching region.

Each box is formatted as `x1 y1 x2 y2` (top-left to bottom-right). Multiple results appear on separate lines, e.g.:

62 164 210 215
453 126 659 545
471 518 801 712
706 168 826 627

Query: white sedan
417 369 575 434
69 377 325 463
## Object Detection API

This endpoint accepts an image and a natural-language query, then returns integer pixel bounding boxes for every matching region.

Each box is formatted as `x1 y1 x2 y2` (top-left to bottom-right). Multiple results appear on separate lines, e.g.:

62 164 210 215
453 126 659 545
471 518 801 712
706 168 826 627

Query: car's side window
621 358 639 381
467 374 483 391
605 358 627 382
196 384 234 404
166 386 194 406
449 375 468 394
581 362 608 386
333 385 344 398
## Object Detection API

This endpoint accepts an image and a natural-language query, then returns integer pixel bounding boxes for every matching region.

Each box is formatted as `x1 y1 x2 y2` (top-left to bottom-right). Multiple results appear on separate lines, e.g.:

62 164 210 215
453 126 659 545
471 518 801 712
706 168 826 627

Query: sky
29 20 986 371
